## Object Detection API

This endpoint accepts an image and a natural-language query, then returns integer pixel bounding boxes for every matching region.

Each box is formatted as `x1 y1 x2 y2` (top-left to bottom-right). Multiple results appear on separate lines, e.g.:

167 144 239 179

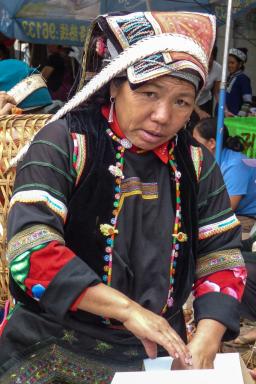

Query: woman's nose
151 102 171 124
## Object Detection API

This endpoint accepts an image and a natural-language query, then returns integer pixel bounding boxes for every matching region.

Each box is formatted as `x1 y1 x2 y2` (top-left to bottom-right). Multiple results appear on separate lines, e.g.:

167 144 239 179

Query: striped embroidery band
199 214 240 240
196 248 244 279
7 224 65 263
10 190 68 221
190 145 203 181
71 133 86 186
121 177 158 198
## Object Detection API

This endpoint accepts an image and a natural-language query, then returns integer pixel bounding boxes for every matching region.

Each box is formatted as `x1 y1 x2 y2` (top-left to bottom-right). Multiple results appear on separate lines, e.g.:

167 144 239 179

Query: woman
193 118 256 228
225 47 252 117
0 12 246 383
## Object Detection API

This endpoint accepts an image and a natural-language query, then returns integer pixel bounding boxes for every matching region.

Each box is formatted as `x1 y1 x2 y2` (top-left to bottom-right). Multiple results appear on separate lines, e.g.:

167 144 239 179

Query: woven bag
0 114 51 307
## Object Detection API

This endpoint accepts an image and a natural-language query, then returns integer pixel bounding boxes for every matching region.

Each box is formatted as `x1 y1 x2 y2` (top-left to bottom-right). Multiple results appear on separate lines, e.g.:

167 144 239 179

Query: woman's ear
209 138 216 152
110 80 118 98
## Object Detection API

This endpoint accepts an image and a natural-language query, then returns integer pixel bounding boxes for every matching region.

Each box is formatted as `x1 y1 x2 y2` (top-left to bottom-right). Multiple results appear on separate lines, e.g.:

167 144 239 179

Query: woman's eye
144 92 156 98
176 99 189 107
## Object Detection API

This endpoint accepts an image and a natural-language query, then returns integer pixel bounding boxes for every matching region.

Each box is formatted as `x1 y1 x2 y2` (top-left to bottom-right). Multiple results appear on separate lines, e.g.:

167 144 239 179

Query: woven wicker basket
0 114 51 307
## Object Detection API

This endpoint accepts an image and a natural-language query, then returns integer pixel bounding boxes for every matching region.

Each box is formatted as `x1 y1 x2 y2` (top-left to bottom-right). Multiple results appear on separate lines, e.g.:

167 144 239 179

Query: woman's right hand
78 283 192 365
0 92 17 116
123 301 192 365
224 109 235 117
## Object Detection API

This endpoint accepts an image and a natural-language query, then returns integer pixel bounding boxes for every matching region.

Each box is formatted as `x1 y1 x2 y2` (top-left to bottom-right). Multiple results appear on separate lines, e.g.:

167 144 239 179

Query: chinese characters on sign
21 20 88 45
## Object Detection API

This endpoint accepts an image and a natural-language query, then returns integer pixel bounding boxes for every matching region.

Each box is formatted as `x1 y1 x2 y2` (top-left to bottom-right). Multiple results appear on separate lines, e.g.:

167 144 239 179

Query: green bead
116 153 121 159
113 201 119 207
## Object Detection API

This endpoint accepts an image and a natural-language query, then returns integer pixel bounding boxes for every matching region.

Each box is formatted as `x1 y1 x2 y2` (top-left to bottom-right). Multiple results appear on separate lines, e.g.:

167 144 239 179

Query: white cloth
197 61 222 106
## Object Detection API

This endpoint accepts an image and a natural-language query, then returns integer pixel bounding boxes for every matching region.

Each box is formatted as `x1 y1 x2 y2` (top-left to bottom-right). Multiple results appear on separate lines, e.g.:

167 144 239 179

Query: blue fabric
226 72 252 115
0 59 52 109
220 148 256 217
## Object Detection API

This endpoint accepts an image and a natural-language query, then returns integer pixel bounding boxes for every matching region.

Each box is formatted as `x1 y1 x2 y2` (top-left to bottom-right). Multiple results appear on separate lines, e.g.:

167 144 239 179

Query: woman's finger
139 338 158 359
164 327 192 363
0 94 16 109
0 103 16 116
142 324 191 365
158 332 192 365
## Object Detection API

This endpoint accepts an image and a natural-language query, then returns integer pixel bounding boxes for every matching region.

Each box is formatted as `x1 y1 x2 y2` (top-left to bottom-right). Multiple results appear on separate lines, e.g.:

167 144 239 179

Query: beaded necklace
100 128 187 315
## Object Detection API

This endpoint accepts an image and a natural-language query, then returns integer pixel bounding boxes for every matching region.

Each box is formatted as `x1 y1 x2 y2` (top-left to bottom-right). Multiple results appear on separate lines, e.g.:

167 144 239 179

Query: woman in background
225 48 252 117
193 117 256 233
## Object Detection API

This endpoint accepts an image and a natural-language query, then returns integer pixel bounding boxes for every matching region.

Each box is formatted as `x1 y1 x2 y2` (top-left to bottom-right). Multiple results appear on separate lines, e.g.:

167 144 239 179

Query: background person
193 117 256 234
41 45 78 102
0 12 246 382
194 46 221 119
225 47 252 117
0 59 64 114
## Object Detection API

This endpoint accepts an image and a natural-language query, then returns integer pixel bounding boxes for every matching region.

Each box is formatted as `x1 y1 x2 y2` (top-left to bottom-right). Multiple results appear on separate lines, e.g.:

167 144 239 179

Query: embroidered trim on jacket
71 133 86 186
196 248 244 279
7 224 65 263
10 190 67 221
190 145 203 181
199 214 240 240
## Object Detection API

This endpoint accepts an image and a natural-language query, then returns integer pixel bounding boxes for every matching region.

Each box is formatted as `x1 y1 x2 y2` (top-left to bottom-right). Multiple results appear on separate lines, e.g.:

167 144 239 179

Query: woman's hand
224 109 235 117
123 302 192 365
194 105 211 120
198 109 211 120
78 283 192 365
0 92 17 116
172 319 225 371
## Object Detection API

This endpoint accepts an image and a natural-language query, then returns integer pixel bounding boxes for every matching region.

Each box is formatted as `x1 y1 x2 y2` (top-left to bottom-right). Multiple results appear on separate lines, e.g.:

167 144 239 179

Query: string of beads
101 129 186 316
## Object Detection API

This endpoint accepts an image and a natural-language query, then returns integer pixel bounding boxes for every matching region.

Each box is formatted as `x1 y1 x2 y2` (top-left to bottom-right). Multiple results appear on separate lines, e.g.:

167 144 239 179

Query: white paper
143 356 173 371
111 353 244 384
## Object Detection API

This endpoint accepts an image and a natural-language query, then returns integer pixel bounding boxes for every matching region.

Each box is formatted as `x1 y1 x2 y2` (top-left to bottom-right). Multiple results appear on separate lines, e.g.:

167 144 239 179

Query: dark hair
212 45 218 61
238 47 248 61
0 44 10 60
194 117 244 152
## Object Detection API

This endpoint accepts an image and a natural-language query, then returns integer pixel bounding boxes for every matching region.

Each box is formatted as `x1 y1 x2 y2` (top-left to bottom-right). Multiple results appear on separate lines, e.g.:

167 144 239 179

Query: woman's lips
139 129 163 143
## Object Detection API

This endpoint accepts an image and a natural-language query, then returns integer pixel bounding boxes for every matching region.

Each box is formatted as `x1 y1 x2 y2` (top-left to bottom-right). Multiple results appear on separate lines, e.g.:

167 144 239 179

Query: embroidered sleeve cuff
193 291 240 341
40 256 101 320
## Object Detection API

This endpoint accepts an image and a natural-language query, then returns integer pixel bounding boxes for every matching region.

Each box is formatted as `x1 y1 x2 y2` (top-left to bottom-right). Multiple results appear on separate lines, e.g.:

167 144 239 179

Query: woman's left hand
171 336 216 370
186 336 217 369
172 319 225 370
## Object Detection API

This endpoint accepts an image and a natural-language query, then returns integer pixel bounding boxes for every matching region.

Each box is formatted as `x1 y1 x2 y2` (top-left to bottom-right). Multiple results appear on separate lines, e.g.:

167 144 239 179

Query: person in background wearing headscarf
0 12 246 383
0 59 63 115
225 47 252 117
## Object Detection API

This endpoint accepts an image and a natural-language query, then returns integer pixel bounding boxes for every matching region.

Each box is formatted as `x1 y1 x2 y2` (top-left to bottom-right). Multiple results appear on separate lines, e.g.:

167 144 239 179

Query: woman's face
193 127 215 153
228 55 241 74
110 76 195 151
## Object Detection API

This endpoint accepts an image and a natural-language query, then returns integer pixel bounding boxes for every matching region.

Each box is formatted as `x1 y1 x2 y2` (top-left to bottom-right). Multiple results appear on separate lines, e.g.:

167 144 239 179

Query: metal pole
215 0 233 165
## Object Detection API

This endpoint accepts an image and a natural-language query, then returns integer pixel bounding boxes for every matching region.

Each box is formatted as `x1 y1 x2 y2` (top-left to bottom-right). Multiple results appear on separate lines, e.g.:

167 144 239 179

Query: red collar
101 105 169 164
